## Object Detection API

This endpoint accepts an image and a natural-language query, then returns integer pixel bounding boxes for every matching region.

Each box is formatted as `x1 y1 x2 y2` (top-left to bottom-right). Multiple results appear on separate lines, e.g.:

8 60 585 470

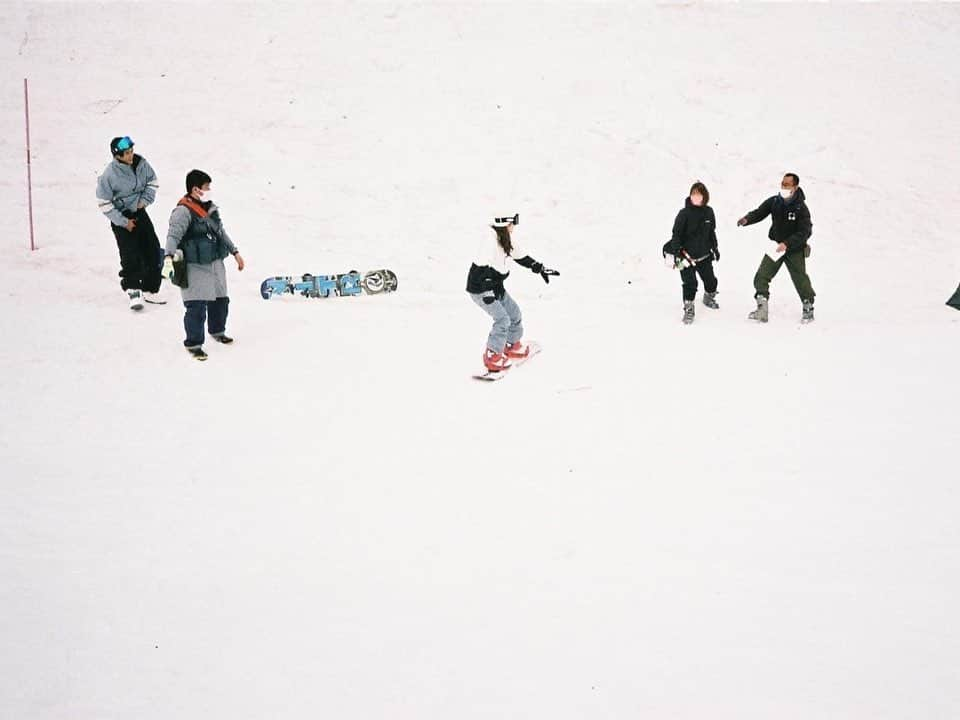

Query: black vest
178 198 228 264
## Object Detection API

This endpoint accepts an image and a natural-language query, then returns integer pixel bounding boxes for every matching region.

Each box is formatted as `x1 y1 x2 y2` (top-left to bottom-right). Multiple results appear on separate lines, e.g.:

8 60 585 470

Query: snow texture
1 3 959 719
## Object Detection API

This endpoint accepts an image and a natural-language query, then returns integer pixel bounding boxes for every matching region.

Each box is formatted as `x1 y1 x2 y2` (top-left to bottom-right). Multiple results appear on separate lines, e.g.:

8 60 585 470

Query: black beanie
185 169 212 194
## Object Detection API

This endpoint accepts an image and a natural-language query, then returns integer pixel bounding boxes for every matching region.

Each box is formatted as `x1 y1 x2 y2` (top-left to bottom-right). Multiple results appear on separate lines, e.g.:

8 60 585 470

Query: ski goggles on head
116 136 134 152
492 213 519 228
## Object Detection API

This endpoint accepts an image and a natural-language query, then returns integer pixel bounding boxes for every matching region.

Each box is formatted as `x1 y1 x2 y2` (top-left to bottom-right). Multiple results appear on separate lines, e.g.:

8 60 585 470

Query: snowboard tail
260 269 397 299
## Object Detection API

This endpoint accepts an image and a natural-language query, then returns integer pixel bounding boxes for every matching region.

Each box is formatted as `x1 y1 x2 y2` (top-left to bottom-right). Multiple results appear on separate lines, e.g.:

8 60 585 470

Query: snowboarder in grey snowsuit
96 136 162 309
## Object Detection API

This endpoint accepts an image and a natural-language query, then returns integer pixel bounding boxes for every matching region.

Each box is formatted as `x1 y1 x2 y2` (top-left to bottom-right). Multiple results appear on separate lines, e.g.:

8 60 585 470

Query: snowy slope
2 3 959 719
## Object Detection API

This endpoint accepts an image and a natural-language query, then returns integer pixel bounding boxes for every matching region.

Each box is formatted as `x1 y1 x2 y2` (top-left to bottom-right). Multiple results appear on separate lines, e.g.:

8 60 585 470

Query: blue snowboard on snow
260 269 397 299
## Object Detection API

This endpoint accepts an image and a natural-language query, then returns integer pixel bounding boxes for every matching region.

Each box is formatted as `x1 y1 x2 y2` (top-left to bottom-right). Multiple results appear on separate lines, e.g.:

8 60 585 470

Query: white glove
663 253 675 269
162 256 175 282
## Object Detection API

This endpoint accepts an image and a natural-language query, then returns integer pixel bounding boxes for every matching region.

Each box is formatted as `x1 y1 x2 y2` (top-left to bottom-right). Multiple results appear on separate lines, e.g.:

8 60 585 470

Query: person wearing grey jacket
96 136 163 310
162 169 245 361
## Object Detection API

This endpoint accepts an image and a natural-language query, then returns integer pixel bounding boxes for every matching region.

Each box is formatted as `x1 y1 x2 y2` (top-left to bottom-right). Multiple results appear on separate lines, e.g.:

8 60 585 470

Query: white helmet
492 213 519 228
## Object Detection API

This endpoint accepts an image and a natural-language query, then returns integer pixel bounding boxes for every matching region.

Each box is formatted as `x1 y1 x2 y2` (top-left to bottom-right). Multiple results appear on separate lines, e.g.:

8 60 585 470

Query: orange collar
178 196 209 218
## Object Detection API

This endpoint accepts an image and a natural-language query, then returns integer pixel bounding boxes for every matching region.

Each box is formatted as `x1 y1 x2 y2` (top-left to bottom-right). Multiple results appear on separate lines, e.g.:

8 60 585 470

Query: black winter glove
514 255 559 284
529 261 560 284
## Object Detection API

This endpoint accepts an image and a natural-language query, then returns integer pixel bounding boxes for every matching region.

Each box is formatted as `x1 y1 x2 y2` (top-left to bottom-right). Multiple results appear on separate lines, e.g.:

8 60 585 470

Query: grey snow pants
470 290 523 353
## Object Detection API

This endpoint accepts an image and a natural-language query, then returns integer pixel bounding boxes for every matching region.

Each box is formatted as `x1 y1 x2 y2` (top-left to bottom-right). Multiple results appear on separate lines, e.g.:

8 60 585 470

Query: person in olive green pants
737 173 816 323
754 249 815 303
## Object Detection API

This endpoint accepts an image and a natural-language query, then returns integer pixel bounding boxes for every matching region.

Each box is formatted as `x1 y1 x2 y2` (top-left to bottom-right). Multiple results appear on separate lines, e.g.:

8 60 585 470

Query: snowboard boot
682 300 695 324
748 296 769 322
212 334 234 344
186 347 208 361
128 289 144 311
703 291 719 309
801 299 814 323
483 348 512 372
504 339 530 359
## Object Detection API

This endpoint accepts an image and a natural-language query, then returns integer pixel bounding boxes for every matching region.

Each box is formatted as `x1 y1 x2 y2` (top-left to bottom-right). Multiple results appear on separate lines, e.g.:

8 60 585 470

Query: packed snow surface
2 4 959 719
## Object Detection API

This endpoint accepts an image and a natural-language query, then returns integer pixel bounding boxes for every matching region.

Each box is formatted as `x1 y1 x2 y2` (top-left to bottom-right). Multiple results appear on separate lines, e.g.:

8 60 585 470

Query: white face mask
780 188 793 199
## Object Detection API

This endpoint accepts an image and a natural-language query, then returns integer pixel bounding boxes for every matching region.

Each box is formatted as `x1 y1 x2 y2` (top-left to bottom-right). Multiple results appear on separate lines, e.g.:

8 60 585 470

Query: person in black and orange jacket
162 169 245 360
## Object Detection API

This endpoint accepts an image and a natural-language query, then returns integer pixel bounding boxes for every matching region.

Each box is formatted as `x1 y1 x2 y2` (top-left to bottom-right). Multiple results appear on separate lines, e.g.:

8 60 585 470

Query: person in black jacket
663 181 719 324
737 173 815 323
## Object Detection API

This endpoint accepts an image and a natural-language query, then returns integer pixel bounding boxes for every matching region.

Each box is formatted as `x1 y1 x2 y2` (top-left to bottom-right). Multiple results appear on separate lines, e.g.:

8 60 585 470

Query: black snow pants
680 259 718 302
111 208 162 293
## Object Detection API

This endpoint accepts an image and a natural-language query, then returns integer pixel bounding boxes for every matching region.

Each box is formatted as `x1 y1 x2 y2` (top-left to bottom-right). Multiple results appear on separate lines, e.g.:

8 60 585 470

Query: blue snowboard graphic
260 270 397 299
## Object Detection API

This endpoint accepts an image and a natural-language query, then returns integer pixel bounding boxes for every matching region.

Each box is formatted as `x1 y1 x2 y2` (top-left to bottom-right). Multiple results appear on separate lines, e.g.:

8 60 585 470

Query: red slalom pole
24 78 36 251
